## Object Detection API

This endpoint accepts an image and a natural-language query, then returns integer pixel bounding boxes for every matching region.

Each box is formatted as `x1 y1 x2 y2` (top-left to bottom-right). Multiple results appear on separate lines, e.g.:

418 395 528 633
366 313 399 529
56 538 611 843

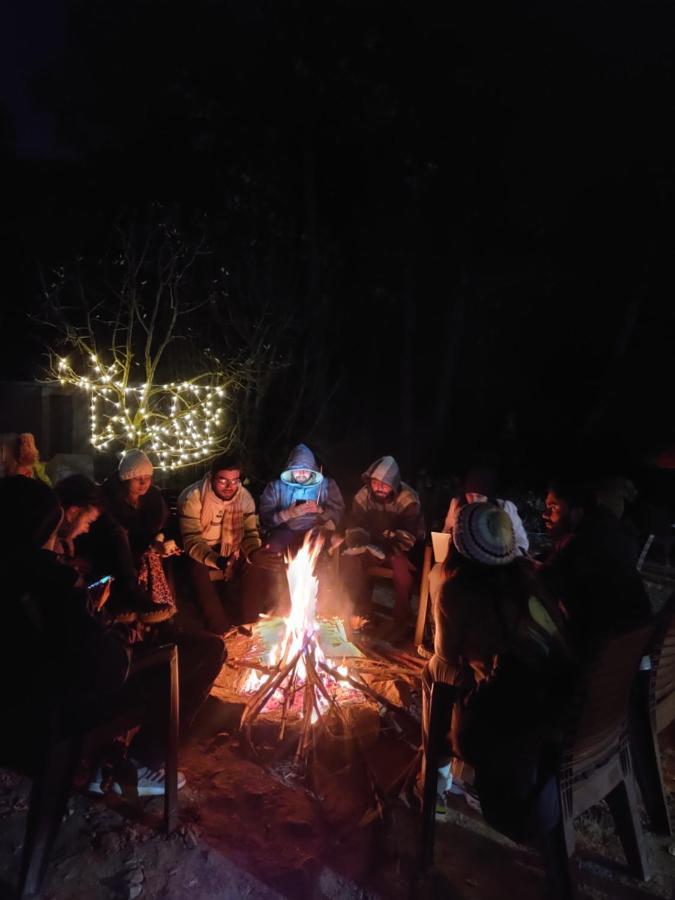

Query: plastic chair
413 543 433 646
631 592 675 834
420 624 653 898
544 623 653 896
17 643 179 899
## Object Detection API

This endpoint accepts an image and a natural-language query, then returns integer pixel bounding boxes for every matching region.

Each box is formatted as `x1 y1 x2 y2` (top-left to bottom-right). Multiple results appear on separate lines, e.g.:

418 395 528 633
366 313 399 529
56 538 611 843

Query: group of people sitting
0 440 427 798
175 442 426 639
0 437 654 854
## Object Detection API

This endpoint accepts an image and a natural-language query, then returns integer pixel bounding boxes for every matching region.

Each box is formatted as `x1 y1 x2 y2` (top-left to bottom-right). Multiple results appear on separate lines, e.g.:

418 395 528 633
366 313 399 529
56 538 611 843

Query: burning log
236 532 420 765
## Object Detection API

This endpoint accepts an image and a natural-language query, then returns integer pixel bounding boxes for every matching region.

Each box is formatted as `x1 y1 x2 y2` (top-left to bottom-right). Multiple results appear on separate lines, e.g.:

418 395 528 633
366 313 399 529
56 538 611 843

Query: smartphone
87 575 113 591
294 499 307 506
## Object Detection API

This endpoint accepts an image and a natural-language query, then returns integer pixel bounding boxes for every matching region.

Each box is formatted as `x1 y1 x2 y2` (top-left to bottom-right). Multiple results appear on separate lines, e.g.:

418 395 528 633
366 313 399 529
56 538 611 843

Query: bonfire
236 532 420 764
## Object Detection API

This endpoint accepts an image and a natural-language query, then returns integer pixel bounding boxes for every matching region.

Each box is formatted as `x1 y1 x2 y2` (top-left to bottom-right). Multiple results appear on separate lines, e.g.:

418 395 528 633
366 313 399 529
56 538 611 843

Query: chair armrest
129 643 178 677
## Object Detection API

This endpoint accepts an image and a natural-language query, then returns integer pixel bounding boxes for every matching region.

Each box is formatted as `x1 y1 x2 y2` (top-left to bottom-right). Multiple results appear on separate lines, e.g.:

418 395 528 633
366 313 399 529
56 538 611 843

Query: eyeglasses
214 477 241 486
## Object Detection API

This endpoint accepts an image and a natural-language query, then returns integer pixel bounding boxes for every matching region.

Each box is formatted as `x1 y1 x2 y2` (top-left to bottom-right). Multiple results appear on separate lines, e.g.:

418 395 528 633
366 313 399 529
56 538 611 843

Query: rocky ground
2 575 675 899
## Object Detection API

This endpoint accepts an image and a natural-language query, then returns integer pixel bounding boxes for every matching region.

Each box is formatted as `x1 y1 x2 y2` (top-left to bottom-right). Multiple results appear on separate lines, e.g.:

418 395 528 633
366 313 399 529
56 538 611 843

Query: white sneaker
89 762 186 797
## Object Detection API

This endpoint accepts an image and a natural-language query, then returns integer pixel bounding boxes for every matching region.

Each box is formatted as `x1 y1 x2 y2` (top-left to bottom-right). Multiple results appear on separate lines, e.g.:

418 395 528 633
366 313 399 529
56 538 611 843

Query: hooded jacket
347 456 425 553
259 443 345 532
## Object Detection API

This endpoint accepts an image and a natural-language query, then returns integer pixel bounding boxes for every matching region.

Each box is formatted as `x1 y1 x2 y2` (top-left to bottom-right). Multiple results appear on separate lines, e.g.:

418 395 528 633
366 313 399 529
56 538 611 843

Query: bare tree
38 216 263 469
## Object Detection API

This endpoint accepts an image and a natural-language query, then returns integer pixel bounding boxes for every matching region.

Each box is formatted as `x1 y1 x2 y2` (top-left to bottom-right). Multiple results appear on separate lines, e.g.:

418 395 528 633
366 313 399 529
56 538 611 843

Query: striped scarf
198 474 244 558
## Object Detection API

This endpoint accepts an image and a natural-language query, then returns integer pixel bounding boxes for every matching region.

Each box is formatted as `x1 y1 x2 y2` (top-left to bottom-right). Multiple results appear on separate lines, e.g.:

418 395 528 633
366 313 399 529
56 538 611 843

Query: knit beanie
453 501 516 566
118 449 153 481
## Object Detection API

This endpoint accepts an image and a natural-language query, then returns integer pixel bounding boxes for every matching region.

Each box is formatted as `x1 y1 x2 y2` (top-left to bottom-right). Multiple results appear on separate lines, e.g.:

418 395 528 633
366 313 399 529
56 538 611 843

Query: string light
51 353 231 469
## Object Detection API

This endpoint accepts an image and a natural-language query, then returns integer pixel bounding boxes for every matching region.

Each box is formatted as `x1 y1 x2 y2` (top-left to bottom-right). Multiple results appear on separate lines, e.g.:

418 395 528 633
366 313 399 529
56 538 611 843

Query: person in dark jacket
259 443 345 553
0 476 130 768
81 449 176 622
75 452 226 791
54 474 104 564
538 478 652 656
341 455 425 632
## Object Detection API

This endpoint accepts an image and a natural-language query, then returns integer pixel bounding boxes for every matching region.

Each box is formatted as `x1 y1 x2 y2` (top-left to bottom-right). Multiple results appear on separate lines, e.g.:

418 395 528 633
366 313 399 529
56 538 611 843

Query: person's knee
194 632 227 680
211 633 227 665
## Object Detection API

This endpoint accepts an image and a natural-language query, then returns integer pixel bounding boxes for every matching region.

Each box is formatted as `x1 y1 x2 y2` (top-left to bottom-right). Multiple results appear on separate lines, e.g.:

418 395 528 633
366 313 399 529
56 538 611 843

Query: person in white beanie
78 448 227 795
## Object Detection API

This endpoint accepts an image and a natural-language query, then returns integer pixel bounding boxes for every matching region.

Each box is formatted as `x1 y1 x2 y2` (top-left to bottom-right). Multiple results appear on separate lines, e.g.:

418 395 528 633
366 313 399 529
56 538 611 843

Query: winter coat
539 503 651 655
0 548 130 734
347 456 425 554
178 476 261 568
433 558 572 783
78 477 168 596
259 444 345 532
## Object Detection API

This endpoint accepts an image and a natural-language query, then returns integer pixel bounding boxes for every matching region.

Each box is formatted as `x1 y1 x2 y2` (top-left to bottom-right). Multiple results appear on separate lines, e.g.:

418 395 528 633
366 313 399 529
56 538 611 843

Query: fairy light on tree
39 213 258 469
53 355 235 468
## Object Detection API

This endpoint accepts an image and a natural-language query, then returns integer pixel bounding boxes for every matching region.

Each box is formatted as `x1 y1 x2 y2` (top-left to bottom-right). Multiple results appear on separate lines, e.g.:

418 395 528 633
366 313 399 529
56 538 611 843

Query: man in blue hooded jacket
259 443 345 553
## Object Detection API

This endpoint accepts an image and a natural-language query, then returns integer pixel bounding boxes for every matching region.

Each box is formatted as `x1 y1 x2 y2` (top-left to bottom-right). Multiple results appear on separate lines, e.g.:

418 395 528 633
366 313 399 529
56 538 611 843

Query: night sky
2 1 675 489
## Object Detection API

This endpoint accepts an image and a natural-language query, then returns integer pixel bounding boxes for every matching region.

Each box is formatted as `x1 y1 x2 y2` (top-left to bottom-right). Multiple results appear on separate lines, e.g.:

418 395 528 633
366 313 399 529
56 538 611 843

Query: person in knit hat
420 501 571 834
259 443 345 553
178 452 267 632
427 464 530 635
341 455 425 635
79 449 177 623
76 449 226 792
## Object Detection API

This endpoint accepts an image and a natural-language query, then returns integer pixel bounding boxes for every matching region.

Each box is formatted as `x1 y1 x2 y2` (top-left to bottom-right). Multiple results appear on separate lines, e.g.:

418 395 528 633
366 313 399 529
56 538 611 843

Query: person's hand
123 621 148 645
328 533 344 556
345 527 369 549
248 547 280 566
160 539 182 558
342 545 368 556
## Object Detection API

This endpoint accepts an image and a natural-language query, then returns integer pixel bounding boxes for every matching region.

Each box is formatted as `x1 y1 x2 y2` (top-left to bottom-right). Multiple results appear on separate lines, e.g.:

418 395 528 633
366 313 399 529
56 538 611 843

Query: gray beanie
453 501 517 566
118 449 153 481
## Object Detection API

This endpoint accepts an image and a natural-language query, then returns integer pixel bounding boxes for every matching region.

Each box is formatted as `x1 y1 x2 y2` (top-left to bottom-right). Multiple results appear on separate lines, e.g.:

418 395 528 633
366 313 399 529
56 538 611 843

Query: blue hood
280 444 324 486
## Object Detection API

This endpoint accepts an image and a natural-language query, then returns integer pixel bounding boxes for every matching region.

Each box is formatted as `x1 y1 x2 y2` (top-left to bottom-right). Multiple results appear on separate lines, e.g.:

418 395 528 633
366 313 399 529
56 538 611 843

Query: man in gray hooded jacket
341 455 425 631
259 443 345 553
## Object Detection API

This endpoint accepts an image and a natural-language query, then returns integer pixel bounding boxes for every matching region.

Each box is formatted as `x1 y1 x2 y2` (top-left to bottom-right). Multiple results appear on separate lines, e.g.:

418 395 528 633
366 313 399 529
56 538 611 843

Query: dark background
1 0 674 494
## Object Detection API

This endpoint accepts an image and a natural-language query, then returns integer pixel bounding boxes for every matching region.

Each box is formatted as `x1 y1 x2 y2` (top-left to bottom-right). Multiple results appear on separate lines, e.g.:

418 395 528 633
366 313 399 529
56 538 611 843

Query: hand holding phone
88 575 114 612
88 575 113 591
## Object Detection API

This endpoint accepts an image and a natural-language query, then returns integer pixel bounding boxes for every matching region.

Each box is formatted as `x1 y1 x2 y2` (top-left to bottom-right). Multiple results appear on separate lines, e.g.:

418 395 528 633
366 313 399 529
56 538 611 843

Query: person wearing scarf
178 453 262 633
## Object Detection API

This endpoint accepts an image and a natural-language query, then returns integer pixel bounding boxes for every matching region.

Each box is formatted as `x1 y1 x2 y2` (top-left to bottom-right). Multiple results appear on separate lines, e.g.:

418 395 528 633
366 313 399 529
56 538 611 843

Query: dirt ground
3 578 675 899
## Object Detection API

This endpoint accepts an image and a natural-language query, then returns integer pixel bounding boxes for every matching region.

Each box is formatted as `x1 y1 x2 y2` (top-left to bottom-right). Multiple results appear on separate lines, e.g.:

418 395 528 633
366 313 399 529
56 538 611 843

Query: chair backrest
650 591 675 731
564 623 653 776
